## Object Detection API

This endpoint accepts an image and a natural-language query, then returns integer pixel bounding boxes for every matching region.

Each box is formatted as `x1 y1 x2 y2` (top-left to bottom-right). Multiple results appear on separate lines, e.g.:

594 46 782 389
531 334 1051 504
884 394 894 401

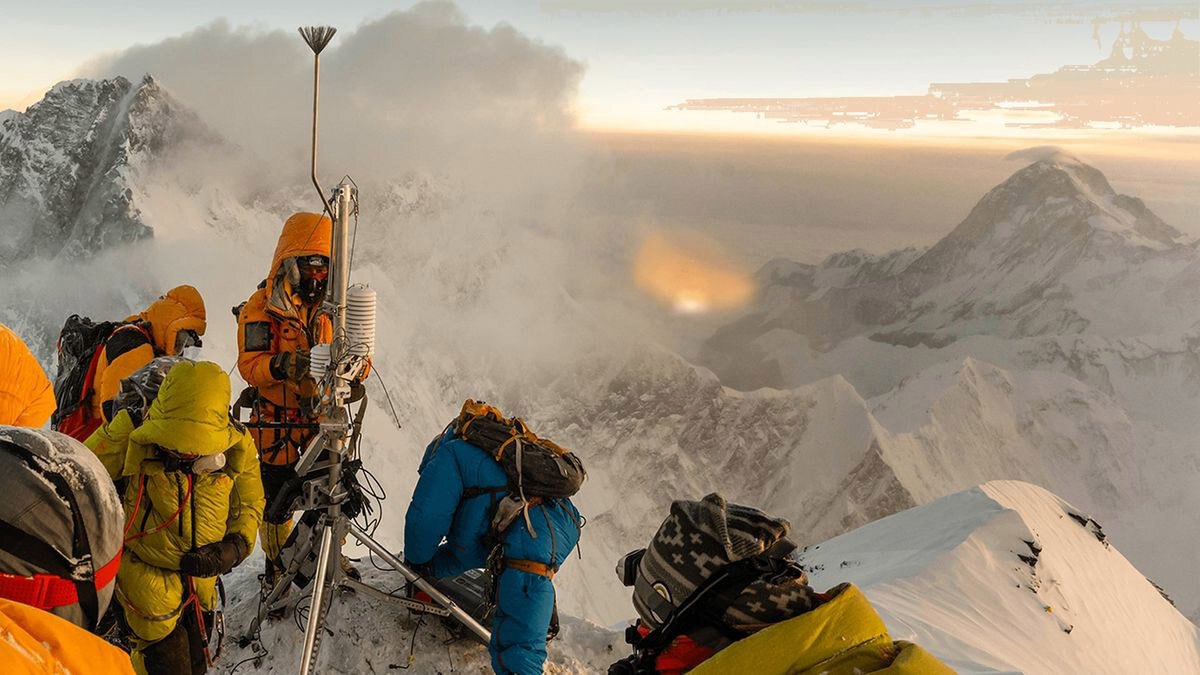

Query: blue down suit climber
404 429 581 675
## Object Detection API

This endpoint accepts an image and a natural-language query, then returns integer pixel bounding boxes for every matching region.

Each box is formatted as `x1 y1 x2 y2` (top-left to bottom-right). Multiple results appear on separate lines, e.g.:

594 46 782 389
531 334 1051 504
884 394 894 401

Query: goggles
302 265 329 281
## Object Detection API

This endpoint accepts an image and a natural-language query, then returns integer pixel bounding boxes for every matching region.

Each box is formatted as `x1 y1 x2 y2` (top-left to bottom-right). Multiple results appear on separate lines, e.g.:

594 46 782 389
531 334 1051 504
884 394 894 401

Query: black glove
179 534 249 578
269 351 310 383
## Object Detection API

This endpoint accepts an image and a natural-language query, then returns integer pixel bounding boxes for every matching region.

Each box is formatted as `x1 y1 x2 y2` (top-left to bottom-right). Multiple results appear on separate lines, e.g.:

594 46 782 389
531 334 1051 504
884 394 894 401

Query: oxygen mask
297 255 330 305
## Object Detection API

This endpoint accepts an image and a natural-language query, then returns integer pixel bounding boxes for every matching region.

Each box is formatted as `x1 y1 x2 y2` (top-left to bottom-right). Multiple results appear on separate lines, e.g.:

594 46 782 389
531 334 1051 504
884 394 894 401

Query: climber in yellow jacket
611 494 952 675
87 360 264 674
689 583 952 674
0 322 56 427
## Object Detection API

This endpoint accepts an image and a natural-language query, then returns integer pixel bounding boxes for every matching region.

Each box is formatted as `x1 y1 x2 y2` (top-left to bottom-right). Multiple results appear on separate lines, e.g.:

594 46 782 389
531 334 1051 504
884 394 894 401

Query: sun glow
633 231 754 315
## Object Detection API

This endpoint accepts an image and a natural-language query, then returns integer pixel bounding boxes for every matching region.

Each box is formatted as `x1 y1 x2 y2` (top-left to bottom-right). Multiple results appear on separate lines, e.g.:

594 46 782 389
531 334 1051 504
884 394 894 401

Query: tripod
236 26 492 675
236 392 490 673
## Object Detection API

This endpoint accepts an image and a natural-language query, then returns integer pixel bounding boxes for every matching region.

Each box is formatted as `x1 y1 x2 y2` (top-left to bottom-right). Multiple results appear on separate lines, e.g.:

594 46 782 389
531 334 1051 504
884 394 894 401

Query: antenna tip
299 26 337 54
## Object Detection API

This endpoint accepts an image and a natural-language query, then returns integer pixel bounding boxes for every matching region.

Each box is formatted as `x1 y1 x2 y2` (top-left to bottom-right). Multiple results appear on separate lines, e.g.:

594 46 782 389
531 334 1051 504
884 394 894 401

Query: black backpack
50 315 124 437
452 399 586 501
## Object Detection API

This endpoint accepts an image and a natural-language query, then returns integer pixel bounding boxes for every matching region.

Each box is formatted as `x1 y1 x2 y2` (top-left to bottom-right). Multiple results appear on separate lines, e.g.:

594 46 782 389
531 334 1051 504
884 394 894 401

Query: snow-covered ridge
802 481 1200 673
214 480 1200 674
526 346 1147 626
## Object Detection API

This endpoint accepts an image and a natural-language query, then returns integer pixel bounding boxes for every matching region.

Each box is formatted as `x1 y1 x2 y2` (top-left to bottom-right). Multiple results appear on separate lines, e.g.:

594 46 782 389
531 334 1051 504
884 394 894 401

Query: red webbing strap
0 547 122 610
125 474 193 544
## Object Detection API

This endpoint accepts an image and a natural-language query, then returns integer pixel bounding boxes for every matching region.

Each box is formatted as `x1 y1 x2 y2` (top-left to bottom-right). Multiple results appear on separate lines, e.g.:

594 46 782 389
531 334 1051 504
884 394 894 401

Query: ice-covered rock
0 76 209 261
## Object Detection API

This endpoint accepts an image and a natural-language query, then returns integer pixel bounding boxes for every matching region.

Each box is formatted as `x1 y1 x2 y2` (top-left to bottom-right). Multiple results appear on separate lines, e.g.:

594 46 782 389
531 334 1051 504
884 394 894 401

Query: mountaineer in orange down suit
235 212 360 587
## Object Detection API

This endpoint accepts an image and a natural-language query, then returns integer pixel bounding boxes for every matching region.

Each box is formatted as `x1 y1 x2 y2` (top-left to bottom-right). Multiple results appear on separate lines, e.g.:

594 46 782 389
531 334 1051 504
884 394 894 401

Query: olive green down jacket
86 360 265 643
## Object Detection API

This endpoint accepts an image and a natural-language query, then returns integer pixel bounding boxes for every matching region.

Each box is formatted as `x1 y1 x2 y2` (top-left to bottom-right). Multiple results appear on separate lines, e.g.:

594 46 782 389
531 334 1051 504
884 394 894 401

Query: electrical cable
363 361 403 430
393 615 426 670
229 578 271 674
347 177 360 277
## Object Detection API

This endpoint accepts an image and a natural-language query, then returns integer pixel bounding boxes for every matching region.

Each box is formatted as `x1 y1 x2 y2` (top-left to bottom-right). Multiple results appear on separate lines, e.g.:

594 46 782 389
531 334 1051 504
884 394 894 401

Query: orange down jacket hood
266 212 332 320
0 323 55 427
127 285 207 355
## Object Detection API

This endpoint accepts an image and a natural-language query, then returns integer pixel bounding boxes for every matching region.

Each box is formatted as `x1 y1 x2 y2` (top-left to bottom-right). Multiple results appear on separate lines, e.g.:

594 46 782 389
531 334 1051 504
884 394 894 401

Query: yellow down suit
691 584 953 675
86 361 264 664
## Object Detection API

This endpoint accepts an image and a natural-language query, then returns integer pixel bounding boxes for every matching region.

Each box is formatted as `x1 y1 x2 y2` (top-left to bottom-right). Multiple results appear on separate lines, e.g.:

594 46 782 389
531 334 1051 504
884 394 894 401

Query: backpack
453 399 586 501
50 315 125 440
109 356 188 426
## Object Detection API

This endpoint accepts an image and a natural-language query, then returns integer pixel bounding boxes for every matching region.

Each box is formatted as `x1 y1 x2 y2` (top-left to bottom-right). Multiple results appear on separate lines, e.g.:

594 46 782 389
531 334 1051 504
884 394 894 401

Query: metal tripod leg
299 523 335 675
347 523 492 644
241 518 321 643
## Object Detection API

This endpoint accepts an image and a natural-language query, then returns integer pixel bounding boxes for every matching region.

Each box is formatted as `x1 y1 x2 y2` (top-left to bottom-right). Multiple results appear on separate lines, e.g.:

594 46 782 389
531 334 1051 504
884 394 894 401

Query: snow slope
801 481 1200 674
526 348 1148 626
214 480 1200 674
213 558 619 675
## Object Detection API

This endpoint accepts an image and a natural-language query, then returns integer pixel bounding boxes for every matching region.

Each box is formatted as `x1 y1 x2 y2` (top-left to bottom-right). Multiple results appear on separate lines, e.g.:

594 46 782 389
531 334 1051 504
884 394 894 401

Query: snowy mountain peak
919 157 1184 273
700 155 1196 389
0 75 204 261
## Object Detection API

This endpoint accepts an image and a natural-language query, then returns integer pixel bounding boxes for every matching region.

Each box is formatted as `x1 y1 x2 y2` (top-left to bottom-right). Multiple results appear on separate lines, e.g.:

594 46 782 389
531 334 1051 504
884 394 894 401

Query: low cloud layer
1005 145 1081 164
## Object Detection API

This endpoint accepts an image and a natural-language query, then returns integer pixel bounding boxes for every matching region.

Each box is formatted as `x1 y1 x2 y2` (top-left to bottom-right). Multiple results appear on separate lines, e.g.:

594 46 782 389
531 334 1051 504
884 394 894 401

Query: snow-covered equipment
49 315 127 439
239 26 491 672
109 356 188 426
0 426 123 631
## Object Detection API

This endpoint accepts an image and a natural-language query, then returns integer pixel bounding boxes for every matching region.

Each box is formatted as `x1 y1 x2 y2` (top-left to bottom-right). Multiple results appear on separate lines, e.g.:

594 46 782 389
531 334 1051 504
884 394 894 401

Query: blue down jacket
404 429 581 674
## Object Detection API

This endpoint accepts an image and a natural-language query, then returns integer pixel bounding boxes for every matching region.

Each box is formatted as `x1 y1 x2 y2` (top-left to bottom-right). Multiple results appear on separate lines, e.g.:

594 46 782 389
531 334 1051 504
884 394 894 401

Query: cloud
72 1 651 392
81 1 585 201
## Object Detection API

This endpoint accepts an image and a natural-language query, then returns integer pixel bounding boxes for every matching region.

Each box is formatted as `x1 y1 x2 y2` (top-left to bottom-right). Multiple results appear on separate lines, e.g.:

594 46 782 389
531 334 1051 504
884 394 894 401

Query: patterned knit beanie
632 493 821 647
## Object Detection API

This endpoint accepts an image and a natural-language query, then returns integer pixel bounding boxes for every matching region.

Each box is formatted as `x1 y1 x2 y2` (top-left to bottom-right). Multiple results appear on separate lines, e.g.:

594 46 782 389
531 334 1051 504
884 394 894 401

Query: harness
504 559 556 579
234 303 328 465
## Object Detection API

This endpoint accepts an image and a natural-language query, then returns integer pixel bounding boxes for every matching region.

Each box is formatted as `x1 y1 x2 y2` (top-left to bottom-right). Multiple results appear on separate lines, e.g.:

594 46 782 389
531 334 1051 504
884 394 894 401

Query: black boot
141 622 191 675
